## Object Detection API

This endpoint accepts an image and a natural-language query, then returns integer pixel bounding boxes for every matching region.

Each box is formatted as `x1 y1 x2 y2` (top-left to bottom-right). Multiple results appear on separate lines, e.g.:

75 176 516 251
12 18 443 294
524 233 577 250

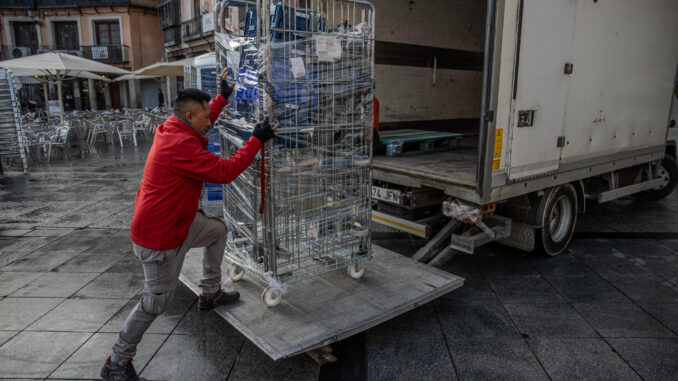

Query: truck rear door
505 0 577 181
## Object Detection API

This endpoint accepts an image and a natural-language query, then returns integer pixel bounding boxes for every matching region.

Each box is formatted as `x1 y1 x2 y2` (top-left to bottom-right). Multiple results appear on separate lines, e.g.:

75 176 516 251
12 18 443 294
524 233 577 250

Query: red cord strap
259 145 265 214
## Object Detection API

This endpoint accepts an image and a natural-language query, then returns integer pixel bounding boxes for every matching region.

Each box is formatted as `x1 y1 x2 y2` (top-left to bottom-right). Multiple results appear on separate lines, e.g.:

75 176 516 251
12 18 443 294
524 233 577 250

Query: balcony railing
81 45 129 63
159 0 180 29
0 45 129 64
0 45 37 60
0 0 153 8
164 26 181 47
181 16 210 42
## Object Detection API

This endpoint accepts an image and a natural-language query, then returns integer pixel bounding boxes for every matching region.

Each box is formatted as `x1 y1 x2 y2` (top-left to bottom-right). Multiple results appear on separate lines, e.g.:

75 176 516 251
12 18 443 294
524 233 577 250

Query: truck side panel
560 0 678 163
505 0 577 180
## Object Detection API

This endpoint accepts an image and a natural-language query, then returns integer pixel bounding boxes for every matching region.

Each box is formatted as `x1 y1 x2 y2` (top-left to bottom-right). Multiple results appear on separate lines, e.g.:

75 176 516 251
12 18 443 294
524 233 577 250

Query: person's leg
186 211 228 294
111 244 179 365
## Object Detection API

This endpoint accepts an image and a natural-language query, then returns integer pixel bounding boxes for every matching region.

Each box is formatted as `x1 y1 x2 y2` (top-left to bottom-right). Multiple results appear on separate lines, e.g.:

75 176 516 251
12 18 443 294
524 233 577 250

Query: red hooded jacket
130 94 262 250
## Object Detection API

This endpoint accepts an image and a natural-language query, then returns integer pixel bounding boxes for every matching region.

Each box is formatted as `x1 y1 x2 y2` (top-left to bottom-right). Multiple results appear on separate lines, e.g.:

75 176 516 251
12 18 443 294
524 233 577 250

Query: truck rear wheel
535 184 578 256
633 156 678 202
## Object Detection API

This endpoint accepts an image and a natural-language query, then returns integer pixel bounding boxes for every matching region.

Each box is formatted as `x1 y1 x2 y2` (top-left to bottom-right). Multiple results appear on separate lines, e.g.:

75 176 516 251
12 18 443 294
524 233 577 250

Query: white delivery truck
177 0 678 362
370 0 678 260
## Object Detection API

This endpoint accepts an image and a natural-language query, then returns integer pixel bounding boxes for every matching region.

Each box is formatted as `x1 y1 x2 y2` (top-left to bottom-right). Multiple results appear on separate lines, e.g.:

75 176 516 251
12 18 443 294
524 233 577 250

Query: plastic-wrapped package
442 199 482 224
214 0 375 306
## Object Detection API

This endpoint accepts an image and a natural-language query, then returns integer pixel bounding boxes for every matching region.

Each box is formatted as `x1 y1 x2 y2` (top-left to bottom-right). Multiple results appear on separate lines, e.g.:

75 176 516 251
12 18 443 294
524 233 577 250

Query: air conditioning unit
11 47 32 58
54 49 82 57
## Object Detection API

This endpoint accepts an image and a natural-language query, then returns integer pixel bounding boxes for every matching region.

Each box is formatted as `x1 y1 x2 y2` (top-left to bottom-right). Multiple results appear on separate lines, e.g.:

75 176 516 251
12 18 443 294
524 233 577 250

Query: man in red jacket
101 69 276 381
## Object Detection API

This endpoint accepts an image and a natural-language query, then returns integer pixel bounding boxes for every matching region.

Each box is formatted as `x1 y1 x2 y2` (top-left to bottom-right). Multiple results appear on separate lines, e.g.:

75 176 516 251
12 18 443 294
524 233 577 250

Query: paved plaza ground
1 143 677 380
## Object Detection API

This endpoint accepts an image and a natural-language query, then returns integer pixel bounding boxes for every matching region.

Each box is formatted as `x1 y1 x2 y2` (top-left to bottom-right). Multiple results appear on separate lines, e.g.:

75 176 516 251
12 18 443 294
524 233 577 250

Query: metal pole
57 79 64 121
42 82 49 115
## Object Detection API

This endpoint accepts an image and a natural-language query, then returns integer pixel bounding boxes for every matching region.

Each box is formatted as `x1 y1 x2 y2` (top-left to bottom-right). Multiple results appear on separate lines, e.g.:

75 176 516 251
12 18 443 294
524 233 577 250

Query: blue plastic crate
244 7 257 37
270 4 326 42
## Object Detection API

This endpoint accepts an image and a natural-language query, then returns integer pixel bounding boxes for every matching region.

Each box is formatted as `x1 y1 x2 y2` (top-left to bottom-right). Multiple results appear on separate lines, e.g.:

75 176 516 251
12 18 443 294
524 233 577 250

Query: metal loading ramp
180 244 464 360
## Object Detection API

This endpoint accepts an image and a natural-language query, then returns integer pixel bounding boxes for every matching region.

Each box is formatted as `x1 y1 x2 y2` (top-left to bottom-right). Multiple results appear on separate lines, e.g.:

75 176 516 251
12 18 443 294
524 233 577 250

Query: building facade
159 0 215 59
0 0 164 109
157 0 216 102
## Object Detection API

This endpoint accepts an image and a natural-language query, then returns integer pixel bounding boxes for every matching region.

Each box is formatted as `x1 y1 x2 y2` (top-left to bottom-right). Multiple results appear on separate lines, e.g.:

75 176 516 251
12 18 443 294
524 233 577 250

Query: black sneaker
101 356 145 381
198 289 240 310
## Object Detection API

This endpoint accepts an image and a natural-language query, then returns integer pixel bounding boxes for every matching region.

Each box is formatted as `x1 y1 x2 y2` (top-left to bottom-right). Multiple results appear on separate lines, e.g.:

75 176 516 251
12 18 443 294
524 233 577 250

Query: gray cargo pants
111 210 227 364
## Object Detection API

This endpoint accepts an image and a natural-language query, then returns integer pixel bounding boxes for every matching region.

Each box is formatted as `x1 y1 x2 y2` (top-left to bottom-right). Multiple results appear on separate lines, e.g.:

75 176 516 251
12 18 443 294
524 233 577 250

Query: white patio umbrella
127 57 194 107
0 52 129 120
134 57 194 77
113 73 157 82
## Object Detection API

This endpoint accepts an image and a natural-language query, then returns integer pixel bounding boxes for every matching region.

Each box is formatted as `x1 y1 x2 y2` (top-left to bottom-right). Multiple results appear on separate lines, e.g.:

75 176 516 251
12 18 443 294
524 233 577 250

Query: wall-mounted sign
202 12 215 32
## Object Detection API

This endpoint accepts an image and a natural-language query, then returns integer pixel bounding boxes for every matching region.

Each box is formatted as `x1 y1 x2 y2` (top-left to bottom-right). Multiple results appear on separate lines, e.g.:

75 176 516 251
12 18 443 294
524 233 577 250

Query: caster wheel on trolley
228 264 245 281
262 287 282 307
347 262 365 279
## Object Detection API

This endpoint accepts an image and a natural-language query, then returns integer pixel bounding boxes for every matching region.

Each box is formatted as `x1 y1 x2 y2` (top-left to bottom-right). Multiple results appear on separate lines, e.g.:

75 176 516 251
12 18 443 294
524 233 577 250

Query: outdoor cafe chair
115 119 136 147
47 123 71 162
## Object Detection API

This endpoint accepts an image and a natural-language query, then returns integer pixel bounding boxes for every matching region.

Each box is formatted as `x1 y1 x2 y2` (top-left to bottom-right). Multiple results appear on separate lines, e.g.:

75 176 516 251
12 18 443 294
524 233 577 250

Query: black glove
253 120 276 144
220 77 234 99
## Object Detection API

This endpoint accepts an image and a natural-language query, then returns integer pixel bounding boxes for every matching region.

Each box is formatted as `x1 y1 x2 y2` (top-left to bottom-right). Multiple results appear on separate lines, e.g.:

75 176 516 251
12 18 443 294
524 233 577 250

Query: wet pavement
0 143 677 380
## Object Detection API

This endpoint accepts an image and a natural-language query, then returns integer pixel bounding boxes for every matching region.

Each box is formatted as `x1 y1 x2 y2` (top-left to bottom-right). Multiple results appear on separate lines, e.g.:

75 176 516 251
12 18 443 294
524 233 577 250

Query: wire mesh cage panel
215 0 375 306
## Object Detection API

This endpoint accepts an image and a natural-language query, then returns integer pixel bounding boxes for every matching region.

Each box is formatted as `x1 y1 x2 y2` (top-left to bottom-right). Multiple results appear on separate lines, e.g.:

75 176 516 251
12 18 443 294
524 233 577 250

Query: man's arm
170 136 262 184
208 94 228 125
169 121 277 184
208 68 235 125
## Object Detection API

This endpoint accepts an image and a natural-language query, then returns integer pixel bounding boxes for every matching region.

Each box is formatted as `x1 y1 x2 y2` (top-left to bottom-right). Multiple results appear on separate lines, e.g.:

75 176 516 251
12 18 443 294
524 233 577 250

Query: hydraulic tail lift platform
179 244 463 360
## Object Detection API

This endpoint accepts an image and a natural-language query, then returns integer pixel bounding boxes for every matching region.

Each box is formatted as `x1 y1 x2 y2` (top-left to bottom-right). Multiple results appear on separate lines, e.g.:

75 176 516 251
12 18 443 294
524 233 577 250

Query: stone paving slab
75 272 144 299
538 268 632 303
85 230 134 253
140 334 244 381
23 228 75 237
0 297 63 330
0 331 91 379
0 331 17 347
572 303 675 338
608 338 678 380
528 337 640 381
11 272 99 298
0 229 31 236
366 303 443 339
0 250 82 272
173 305 244 338
0 236 58 255
52 251 127 273
366 337 456 381
29 230 114 254
50 332 167 380
27 298 129 332
0 272 43 296
503 303 598 338
228 341 320 381
436 302 520 339
447 338 549 380
640 303 678 333
486 274 566 304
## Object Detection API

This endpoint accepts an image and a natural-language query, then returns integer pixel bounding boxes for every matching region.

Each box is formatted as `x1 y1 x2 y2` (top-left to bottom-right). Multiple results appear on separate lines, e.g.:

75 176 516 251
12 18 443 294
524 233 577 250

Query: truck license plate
371 186 401 204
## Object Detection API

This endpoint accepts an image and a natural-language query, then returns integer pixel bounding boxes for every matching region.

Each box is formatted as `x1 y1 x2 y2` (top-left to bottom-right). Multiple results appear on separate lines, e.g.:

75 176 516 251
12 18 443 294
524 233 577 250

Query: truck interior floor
372 147 478 189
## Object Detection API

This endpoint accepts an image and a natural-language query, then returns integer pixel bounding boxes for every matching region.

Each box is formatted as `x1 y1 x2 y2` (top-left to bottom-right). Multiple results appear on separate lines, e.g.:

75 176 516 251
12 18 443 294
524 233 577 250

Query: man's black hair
173 88 211 116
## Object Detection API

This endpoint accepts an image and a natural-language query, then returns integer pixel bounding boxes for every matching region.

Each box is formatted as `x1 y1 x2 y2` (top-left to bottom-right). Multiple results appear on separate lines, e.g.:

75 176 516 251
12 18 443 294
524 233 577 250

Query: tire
633 156 678 202
535 184 578 256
